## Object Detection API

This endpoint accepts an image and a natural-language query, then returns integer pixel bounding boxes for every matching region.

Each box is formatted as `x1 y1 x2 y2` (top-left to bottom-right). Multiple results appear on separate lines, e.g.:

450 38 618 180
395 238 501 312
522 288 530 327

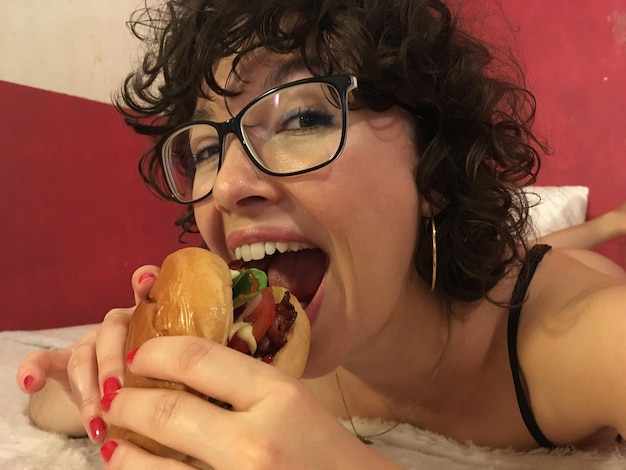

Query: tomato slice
227 288 276 354
246 288 276 341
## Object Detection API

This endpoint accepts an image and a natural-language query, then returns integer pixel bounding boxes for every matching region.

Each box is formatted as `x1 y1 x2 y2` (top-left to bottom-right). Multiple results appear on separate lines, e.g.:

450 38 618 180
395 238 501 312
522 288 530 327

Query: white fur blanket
1 325 625 469
0 325 102 469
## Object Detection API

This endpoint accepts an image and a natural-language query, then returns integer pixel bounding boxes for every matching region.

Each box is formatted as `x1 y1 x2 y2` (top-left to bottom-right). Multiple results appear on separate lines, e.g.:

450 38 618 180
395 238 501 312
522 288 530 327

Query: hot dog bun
106 247 310 468
107 247 234 465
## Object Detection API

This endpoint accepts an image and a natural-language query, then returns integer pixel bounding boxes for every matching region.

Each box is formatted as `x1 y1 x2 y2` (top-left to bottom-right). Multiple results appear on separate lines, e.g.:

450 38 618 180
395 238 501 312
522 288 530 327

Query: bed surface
2 325 625 469
0 325 102 469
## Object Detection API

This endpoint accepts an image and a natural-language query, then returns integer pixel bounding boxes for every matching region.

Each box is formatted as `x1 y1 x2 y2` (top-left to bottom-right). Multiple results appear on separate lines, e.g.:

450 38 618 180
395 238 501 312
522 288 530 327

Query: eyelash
279 107 336 132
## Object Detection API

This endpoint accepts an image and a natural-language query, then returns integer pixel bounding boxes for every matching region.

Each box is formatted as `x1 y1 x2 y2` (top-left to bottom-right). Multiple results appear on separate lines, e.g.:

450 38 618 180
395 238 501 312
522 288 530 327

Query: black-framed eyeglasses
158 74 424 204
158 74 358 204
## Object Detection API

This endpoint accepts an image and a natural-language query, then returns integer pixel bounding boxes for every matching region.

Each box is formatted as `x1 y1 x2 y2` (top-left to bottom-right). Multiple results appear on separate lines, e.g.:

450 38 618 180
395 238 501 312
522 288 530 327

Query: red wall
501 0 626 265
0 81 183 330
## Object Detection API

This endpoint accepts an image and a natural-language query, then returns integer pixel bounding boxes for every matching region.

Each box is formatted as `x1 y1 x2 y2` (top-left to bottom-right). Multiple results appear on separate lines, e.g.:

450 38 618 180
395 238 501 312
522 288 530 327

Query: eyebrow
190 56 312 122
192 108 213 121
262 57 309 89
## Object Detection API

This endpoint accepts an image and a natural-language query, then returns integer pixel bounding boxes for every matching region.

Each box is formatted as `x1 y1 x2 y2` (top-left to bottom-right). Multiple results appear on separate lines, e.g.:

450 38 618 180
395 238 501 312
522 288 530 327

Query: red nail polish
23 375 34 391
103 376 121 396
126 347 139 365
100 393 115 413
138 272 156 284
100 377 121 412
100 440 118 463
89 416 107 440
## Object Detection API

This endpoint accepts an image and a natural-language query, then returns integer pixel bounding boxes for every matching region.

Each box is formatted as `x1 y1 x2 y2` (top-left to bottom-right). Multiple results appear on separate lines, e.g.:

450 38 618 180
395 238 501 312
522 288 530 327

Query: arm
28 377 85 437
19 263 402 468
100 336 403 469
16 311 133 441
518 250 626 445
15 267 159 442
17 333 95 437
549 284 626 443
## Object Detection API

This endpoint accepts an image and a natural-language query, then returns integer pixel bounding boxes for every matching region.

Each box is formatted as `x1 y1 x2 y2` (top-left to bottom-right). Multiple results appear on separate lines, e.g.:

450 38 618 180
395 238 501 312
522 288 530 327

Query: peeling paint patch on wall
610 11 626 48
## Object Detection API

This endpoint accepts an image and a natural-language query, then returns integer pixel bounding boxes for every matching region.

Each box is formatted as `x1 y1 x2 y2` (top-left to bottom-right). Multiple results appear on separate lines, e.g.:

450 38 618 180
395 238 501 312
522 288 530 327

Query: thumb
131 265 160 305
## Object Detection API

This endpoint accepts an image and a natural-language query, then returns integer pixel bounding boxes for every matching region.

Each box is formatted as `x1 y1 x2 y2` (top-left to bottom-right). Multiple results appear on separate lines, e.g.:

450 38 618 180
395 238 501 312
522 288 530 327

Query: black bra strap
507 244 556 449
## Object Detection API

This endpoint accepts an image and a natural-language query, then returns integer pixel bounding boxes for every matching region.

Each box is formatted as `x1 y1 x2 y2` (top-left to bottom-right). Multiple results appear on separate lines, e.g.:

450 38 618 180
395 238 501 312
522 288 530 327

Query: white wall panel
0 0 143 103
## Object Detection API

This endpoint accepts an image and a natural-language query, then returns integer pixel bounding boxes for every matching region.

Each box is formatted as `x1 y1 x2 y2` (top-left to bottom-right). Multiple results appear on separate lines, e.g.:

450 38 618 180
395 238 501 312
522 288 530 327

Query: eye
193 143 220 166
281 108 335 132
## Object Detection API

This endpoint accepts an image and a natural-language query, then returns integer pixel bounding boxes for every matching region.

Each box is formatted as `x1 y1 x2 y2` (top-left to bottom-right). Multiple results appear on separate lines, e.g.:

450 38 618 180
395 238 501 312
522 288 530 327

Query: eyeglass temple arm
357 82 432 127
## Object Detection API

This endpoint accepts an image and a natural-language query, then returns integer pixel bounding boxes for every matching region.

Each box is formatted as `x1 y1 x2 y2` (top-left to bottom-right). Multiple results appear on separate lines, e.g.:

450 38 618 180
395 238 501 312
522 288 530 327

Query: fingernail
89 416 107 440
126 347 139 366
100 377 121 412
138 272 156 284
100 393 116 413
23 375 34 391
100 440 118 463
103 376 121 396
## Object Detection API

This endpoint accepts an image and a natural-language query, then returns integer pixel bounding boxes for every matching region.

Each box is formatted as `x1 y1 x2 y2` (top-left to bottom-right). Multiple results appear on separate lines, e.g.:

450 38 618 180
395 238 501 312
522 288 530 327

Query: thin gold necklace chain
334 370 396 444
335 319 451 445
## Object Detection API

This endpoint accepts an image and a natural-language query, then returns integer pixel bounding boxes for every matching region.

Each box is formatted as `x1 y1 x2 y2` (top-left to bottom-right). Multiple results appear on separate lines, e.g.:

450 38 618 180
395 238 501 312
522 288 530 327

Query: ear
419 193 447 217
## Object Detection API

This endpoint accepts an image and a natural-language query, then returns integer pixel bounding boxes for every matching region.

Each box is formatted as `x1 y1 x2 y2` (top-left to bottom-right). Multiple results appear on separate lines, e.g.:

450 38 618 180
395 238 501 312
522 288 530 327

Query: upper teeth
234 241 312 262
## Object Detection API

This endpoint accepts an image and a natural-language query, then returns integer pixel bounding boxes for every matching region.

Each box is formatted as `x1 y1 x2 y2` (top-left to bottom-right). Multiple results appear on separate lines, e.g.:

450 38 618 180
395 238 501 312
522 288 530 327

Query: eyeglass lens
163 80 345 203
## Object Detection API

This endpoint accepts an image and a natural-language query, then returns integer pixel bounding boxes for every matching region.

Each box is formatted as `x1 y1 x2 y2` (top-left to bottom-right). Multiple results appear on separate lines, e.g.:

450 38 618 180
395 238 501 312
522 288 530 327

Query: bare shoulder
524 247 626 311
554 247 626 280
516 247 626 444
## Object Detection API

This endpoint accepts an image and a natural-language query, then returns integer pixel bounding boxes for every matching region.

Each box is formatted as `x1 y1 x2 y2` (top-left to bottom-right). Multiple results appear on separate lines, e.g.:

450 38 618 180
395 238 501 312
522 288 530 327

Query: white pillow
525 185 589 237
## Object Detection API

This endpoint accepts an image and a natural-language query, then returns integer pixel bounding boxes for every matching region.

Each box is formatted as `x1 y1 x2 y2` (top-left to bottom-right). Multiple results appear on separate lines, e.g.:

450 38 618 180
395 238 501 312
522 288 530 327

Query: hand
100 336 378 469
15 265 161 442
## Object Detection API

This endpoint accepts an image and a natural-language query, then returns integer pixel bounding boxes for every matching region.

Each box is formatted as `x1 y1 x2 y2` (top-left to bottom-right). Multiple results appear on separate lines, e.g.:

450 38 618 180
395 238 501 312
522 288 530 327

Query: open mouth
229 244 327 308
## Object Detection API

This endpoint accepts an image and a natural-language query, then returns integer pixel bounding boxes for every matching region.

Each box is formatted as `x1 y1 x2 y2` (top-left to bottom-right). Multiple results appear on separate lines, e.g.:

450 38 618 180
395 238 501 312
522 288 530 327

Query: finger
131 265 160 305
128 336 287 410
16 348 73 394
101 438 200 470
104 387 229 469
96 307 133 392
96 266 159 392
66 332 106 441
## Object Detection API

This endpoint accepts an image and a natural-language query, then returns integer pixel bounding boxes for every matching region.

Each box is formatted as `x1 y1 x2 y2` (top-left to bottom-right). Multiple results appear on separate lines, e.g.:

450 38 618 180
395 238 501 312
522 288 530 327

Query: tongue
267 249 326 304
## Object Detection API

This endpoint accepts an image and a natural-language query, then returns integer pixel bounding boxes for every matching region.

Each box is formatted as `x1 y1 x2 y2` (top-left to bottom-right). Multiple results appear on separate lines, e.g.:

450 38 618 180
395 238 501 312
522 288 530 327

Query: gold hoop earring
430 217 437 292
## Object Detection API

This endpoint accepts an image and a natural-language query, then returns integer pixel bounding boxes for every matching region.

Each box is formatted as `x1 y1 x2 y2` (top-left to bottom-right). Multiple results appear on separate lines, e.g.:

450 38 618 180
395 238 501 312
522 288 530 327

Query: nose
210 133 279 212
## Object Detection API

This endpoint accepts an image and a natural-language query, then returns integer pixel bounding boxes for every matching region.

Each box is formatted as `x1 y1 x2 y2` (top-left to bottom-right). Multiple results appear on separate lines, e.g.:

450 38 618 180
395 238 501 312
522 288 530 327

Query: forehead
196 50 314 119
221 50 318 95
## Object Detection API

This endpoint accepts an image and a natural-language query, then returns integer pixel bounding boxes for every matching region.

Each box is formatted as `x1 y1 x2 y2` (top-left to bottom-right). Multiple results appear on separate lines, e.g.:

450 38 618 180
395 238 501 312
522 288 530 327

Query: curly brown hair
116 0 546 302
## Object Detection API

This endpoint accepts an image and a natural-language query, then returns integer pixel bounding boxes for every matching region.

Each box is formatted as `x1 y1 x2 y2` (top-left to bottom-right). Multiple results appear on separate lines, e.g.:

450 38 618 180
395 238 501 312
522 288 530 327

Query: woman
17 1 626 468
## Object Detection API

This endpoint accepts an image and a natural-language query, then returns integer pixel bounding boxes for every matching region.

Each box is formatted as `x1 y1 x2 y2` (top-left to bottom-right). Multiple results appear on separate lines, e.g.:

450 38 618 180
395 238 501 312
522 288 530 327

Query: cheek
321 116 420 240
194 203 229 256
346 169 419 278
317 120 421 315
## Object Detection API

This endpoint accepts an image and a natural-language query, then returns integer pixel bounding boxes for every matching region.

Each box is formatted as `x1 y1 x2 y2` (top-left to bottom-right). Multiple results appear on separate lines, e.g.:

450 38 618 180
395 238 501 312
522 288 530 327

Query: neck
327 276 514 435
340 278 451 409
